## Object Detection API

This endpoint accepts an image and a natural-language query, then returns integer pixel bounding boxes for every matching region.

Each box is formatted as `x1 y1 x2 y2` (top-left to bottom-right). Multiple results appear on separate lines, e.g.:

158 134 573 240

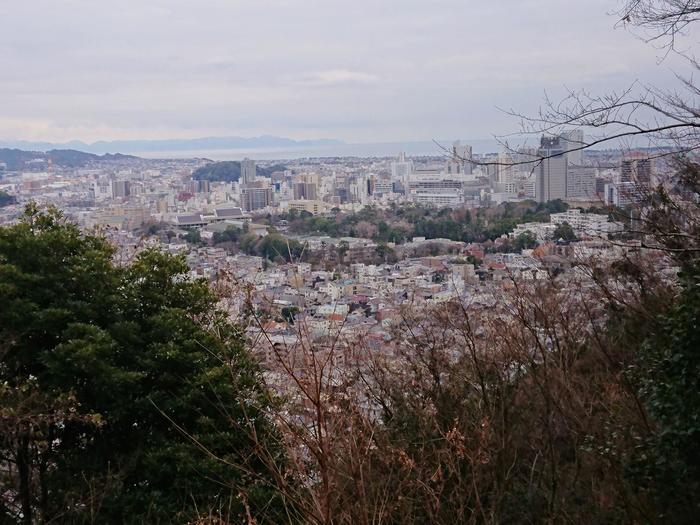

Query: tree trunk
17 434 33 525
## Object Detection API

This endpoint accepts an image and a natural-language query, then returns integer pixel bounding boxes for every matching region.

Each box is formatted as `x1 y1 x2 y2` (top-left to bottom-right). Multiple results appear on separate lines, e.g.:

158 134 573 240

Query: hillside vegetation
0 148 135 170
192 161 287 182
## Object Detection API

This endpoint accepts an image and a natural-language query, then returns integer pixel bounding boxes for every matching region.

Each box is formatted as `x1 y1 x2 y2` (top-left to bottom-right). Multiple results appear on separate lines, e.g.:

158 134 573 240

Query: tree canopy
0 190 16 207
273 200 569 245
192 161 286 183
0 204 284 524
552 222 578 242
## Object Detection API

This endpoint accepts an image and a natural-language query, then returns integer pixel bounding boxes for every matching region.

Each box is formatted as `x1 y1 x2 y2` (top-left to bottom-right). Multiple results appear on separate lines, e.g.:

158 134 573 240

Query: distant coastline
132 140 508 161
0 136 517 160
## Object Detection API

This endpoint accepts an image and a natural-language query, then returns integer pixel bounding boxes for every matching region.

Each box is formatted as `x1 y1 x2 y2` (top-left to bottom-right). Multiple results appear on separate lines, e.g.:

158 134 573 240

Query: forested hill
0 148 136 170
192 161 287 182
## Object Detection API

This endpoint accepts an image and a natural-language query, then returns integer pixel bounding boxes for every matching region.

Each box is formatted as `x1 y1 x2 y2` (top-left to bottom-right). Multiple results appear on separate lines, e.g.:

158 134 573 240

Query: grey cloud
0 0 690 143
292 70 380 87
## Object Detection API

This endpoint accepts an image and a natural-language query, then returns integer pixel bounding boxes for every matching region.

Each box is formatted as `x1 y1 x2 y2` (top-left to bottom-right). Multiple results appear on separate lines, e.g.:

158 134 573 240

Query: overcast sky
0 0 689 143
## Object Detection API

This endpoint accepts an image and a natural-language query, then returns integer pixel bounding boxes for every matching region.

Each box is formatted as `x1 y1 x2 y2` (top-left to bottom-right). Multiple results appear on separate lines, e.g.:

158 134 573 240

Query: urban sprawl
0 135 671 370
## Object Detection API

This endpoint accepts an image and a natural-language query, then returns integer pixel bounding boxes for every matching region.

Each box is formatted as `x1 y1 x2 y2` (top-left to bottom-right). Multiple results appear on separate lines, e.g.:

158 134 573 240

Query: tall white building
391 152 414 192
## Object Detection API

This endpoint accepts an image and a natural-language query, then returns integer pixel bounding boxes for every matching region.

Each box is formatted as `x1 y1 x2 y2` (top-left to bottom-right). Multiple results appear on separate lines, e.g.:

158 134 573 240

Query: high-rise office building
446 141 473 176
566 166 595 200
391 152 414 192
241 182 272 211
621 155 653 185
536 136 567 203
298 173 320 186
241 158 257 185
187 180 210 194
605 181 642 207
349 175 371 204
293 181 318 200
561 130 584 166
515 147 539 165
372 176 394 195
111 180 131 198
489 152 515 184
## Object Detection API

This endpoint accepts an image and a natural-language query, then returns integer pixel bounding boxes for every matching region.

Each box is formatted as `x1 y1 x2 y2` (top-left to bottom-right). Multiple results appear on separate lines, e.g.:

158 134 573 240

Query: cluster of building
1 129 662 233
172 135 658 221
511 209 624 241
0 137 671 357
197 232 668 365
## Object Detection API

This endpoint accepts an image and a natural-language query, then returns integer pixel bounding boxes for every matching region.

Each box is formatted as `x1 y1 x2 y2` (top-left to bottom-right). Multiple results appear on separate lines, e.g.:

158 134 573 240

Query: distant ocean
134 139 518 162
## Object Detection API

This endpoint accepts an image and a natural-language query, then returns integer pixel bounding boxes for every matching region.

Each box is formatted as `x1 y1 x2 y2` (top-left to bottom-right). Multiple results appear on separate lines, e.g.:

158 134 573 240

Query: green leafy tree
0 205 284 524
337 240 350 263
375 242 398 264
281 306 299 324
514 230 538 250
182 228 202 245
629 265 700 522
552 222 578 242
0 190 16 207
259 234 304 262
212 225 242 245
239 232 259 255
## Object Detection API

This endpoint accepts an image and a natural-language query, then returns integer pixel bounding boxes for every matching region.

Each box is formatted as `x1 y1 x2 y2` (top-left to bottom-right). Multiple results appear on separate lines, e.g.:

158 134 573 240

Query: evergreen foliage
0 204 284 524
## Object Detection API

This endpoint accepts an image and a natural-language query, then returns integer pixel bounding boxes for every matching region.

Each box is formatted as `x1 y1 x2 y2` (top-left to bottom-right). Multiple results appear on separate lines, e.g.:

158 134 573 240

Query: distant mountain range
0 135 345 155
